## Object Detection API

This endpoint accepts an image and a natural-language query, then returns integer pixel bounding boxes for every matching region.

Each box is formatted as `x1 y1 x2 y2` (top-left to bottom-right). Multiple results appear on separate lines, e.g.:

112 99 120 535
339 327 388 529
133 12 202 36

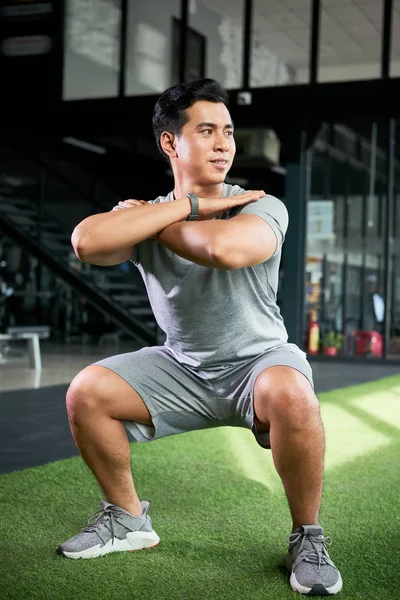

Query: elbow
211 236 235 270
71 226 89 262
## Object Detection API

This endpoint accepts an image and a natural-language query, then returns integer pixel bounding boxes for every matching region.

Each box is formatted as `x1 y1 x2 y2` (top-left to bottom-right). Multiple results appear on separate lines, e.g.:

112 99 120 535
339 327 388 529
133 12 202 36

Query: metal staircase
0 145 158 346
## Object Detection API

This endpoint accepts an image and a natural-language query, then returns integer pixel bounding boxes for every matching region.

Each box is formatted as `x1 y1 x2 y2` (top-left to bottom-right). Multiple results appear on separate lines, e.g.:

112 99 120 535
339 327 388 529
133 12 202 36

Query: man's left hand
111 199 148 211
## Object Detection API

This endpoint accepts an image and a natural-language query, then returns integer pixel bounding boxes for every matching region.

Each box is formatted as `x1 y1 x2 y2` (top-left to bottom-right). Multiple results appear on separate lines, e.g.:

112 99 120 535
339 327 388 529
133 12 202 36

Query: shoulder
241 193 287 215
254 194 288 215
237 194 289 231
223 183 246 197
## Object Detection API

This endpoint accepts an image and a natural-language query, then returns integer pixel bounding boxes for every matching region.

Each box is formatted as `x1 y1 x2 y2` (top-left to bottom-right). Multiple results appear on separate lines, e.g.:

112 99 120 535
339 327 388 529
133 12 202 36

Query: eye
202 129 212 135
226 130 234 136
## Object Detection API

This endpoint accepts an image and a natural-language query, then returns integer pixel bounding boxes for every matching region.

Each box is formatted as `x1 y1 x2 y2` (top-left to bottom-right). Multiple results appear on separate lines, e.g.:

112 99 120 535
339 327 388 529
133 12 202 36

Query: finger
118 201 137 208
244 192 265 201
112 199 146 211
120 200 147 207
233 191 264 203
237 190 265 199
246 190 265 197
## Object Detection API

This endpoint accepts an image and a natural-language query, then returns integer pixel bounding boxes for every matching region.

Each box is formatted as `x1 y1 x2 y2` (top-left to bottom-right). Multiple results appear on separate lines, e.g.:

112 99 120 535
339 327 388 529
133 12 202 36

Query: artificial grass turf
1 375 400 600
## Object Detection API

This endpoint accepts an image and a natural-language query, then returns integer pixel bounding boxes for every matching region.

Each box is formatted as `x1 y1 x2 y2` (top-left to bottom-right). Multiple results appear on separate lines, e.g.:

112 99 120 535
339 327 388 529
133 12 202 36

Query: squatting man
57 78 342 597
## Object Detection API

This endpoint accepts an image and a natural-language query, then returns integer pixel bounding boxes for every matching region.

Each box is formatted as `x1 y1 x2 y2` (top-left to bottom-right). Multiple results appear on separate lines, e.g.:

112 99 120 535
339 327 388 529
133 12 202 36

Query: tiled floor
0 339 142 392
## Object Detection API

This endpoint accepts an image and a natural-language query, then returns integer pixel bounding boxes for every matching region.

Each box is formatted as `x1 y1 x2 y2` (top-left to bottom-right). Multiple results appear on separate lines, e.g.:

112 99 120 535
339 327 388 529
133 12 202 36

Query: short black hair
152 78 230 162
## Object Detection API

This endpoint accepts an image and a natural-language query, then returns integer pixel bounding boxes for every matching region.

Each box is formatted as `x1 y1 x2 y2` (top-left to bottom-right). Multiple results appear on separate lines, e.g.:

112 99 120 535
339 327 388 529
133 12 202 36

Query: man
58 79 342 596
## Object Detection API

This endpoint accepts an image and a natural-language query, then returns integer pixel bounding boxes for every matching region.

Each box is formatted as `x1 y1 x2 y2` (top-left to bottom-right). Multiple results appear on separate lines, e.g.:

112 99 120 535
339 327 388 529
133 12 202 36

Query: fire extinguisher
307 311 320 355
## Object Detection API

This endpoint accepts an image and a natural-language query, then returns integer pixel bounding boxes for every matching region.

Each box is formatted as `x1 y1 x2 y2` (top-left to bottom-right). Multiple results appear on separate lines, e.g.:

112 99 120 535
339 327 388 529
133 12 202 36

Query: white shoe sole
285 553 343 596
61 530 160 559
290 571 343 595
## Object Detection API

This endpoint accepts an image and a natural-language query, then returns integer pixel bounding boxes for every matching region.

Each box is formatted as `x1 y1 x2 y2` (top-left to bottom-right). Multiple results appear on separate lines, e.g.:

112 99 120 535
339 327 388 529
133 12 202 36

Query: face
162 100 236 185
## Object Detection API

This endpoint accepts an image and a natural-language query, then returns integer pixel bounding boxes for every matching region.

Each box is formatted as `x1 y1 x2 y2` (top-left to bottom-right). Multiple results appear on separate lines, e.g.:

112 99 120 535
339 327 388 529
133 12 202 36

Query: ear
160 131 178 160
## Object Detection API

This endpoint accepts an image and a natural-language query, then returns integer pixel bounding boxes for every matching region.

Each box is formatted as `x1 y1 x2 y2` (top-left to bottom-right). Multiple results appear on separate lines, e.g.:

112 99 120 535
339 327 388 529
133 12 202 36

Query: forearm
155 220 229 268
72 197 191 262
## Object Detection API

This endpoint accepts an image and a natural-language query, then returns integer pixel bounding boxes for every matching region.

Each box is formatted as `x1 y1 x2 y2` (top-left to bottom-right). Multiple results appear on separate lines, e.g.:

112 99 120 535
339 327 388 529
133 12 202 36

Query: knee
256 372 321 429
272 384 321 429
66 366 107 421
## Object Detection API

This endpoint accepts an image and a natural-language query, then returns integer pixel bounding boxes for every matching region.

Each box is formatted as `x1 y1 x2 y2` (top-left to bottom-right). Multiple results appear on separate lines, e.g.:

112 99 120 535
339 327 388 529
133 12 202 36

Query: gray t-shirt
132 183 289 368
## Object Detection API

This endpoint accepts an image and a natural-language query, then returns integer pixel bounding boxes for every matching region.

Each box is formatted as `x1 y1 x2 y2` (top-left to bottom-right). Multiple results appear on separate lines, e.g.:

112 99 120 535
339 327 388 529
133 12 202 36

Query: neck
173 180 224 200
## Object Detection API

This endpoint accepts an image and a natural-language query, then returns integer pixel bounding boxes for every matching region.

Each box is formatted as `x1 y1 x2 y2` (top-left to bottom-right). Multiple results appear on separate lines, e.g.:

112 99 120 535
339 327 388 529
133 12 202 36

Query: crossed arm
156 215 278 270
73 197 280 268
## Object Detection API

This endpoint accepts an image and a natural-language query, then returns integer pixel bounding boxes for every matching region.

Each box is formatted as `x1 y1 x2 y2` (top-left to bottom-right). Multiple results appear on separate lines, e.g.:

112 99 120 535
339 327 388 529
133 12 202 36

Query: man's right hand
196 190 265 221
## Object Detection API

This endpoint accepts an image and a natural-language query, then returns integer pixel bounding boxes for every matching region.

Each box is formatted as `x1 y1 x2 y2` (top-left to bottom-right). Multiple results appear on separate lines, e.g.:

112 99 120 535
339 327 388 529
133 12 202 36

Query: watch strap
186 193 199 221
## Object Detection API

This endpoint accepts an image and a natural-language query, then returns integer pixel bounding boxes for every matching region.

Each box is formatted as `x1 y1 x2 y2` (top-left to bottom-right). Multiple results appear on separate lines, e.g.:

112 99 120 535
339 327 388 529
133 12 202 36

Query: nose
214 131 230 153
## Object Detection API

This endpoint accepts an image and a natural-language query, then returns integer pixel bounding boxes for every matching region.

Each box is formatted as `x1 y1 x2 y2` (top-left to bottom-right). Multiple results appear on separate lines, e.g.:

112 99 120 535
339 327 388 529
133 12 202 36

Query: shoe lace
82 506 121 546
287 532 333 568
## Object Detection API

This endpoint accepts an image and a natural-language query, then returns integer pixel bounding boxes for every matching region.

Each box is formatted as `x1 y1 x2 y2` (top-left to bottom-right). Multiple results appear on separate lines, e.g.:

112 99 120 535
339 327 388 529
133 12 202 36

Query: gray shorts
93 343 313 450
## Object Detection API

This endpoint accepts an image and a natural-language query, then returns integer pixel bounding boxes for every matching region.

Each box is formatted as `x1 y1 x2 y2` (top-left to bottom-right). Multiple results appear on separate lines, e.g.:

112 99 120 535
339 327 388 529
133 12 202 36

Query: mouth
210 159 229 169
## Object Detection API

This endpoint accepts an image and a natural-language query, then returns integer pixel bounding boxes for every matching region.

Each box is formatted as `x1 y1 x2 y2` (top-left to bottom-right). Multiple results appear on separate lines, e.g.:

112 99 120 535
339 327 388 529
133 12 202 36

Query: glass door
305 121 388 359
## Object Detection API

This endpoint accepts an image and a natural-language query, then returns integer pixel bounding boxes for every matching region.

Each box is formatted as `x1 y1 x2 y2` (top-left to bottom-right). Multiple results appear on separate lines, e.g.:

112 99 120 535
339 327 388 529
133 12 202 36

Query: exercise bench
0 326 50 370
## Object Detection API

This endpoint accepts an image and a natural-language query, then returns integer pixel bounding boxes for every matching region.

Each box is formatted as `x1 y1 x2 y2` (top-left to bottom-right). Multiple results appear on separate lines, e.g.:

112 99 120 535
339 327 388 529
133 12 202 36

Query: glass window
171 18 206 86
318 0 383 83
251 0 311 87
345 253 362 328
389 120 400 357
390 0 400 76
391 252 400 356
125 0 180 95
395 190 400 240
63 0 121 100
188 0 244 89
305 121 388 359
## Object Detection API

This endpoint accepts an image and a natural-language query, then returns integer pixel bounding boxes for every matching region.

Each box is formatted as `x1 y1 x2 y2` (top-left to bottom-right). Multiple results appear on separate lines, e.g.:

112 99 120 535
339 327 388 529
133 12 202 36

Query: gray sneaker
57 500 160 559
285 525 343 596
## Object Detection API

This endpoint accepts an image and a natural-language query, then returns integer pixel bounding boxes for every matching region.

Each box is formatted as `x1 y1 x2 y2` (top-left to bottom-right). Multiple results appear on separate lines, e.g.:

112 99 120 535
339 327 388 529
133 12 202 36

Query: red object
323 347 337 356
354 330 383 357
307 317 320 355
